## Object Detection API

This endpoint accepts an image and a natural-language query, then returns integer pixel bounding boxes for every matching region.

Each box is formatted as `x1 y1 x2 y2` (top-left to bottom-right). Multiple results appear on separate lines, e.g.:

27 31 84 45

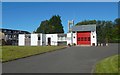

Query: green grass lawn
1 46 65 62
94 55 119 74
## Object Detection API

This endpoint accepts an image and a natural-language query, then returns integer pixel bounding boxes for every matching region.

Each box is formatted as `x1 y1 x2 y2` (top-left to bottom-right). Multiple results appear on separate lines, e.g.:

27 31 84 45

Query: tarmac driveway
2 43 118 73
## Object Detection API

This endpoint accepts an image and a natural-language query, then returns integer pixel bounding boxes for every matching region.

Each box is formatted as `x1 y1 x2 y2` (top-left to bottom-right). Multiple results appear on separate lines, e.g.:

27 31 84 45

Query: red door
77 31 91 45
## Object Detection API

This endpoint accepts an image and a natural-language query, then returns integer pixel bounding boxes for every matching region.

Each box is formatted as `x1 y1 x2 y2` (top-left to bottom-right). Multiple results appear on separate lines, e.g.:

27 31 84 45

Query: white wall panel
31 34 38 46
42 34 46 46
67 32 73 45
46 34 58 46
91 31 97 46
73 32 77 44
18 34 25 46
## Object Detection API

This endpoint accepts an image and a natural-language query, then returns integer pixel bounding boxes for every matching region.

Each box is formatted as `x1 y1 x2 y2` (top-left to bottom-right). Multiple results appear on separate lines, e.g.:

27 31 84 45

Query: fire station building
18 24 97 46
67 24 97 46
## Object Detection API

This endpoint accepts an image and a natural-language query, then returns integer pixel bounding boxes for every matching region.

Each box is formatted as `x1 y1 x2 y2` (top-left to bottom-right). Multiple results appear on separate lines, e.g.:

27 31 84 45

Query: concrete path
2 44 118 73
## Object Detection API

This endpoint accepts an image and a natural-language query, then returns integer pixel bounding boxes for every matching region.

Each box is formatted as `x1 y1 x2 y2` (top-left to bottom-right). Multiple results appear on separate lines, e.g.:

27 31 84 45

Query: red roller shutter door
77 31 91 45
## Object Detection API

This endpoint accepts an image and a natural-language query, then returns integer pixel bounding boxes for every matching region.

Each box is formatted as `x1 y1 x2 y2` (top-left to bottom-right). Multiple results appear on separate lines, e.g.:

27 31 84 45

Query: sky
2 2 118 33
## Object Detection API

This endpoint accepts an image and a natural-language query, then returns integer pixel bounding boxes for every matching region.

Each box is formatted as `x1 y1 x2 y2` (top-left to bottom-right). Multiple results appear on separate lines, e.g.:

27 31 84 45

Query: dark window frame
88 37 90 41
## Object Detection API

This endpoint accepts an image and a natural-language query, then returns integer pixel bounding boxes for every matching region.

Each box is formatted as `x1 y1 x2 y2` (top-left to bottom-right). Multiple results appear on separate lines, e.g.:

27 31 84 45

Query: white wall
18 34 25 46
31 34 38 46
40 34 42 46
46 34 58 46
58 36 67 42
42 34 46 46
91 31 97 46
0 32 5 40
73 32 77 45
67 32 73 45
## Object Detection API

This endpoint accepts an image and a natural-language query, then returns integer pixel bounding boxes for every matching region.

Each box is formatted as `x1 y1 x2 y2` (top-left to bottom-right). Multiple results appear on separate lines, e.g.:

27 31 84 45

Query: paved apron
2 44 118 73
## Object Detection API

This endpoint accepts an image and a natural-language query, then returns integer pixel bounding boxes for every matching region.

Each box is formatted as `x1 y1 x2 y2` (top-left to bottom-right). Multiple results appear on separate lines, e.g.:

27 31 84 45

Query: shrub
73 43 76 46
1 39 6 46
68 43 71 47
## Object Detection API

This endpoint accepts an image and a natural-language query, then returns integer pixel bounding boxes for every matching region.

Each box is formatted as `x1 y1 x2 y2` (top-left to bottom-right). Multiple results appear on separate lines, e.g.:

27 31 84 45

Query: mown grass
94 55 119 75
0 46 2 61
1 46 65 62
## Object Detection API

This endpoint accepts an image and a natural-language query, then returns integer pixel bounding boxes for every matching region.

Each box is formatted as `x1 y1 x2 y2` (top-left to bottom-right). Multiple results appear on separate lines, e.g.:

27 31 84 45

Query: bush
1 39 6 46
68 43 71 47
73 43 76 46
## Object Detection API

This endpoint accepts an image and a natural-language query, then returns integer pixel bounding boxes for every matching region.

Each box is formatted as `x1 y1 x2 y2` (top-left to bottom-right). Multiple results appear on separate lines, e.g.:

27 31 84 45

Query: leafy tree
104 21 113 42
96 20 106 43
49 15 64 33
96 21 114 43
112 18 120 42
36 15 64 34
115 18 120 25
76 20 96 25
36 20 49 34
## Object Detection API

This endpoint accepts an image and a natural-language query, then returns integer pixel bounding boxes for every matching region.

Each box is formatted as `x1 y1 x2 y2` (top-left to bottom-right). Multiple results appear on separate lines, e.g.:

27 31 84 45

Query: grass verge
94 54 119 74
1 46 65 62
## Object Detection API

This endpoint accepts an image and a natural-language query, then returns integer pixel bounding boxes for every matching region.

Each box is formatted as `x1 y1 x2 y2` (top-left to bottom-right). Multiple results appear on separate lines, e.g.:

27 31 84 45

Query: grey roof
0 28 30 34
71 24 96 32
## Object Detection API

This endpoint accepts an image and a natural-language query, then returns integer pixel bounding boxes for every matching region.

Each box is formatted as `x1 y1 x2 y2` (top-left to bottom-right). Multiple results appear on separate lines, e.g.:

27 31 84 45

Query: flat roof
0 28 30 34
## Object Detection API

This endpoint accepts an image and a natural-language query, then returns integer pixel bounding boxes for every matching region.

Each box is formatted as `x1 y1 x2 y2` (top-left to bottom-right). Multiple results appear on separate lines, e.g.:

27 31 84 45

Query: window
62 37 65 40
3 30 6 32
83 37 85 41
38 37 40 40
8 31 11 33
58 37 60 40
37 34 41 40
81 37 83 41
25 35 31 38
78 38 80 41
88 37 90 41
84 37 87 41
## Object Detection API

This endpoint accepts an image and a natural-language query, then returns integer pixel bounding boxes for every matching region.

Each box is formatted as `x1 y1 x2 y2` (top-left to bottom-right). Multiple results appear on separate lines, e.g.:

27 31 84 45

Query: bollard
98 43 100 46
106 43 108 46
101 43 103 46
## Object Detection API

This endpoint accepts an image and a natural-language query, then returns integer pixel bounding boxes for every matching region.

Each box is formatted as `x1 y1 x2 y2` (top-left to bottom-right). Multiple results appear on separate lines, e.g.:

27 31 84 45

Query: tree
49 15 64 33
76 20 96 25
96 20 106 43
112 18 120 42
35 15 64 34
115 18 120 25
36 20 49 34
96 20 114 43
104 21 113 42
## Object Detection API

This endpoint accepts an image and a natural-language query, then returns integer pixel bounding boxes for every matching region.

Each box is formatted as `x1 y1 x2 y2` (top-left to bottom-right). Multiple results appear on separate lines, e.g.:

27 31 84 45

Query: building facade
19 34 67 46
18 25 97 46
68 25 97 46
0 28 30 45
